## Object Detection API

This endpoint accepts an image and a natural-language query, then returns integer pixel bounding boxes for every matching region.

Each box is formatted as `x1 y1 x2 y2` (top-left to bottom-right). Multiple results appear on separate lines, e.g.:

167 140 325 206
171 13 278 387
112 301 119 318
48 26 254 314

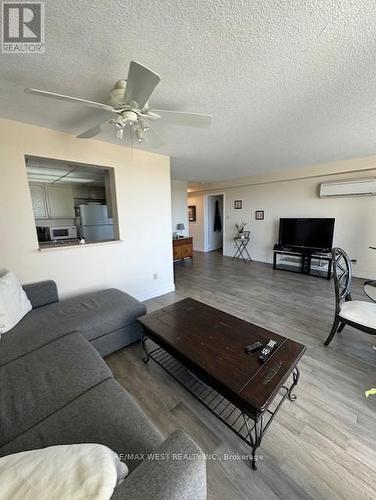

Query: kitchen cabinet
29 183 74 219
30 184 48 218
90 186 105 200
72 185 105 200
72 185 90 199
46 185 75 218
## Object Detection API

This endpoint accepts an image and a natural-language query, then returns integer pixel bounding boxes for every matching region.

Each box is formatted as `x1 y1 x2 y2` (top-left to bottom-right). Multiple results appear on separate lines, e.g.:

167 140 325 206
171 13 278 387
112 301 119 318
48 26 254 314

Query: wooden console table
173 237 193 261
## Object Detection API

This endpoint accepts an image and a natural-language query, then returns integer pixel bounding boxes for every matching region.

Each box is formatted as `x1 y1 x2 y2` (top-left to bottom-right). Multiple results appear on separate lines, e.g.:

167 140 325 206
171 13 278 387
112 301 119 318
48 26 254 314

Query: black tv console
273 248 332 280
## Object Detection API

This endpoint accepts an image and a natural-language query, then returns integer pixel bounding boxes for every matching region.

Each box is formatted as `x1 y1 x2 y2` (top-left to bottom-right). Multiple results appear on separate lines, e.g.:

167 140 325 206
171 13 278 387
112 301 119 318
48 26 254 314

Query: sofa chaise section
0 281 146 366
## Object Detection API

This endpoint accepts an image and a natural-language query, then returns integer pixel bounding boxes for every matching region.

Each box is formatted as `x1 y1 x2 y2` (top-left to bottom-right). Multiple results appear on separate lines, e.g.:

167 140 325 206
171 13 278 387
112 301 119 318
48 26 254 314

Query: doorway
205 194 224 254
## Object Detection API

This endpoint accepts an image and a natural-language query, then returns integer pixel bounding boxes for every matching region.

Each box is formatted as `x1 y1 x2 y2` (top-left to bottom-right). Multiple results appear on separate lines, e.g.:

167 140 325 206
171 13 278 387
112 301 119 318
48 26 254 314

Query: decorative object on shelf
255 210 264 220
235 222 247 238
176 223 185 238
234 200 242 209
188 205 196 222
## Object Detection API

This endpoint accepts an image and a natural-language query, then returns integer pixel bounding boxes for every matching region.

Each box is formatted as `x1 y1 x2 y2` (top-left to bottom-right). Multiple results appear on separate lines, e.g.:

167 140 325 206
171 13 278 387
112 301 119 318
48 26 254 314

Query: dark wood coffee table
138 298 306 469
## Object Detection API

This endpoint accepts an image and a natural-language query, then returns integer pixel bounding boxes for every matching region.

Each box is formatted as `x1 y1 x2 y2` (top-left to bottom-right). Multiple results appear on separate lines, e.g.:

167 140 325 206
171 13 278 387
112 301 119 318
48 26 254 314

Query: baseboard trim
137 283 176 302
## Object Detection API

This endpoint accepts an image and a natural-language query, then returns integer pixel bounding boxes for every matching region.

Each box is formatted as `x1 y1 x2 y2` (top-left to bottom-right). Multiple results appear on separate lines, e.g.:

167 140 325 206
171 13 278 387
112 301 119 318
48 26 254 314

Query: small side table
364 281 376 302
232 235 252 263
364 247 376 302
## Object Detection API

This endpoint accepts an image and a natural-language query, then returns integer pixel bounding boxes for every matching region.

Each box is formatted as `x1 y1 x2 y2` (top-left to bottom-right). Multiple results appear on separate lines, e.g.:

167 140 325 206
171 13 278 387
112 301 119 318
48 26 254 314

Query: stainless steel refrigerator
79 205 114 241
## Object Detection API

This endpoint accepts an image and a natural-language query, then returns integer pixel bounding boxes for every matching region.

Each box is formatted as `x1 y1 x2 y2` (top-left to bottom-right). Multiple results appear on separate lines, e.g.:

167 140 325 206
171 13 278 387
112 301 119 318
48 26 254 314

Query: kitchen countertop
38 239 121 251
39 239 80 248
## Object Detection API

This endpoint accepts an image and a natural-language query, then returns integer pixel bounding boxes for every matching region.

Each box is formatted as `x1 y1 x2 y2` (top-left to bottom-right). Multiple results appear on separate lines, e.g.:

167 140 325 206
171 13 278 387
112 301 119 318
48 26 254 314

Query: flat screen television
278 218 335 252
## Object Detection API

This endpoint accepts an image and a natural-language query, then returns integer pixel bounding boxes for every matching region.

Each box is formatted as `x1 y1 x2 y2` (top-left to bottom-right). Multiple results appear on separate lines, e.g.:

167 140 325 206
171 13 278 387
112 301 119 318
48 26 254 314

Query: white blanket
0 443 128 500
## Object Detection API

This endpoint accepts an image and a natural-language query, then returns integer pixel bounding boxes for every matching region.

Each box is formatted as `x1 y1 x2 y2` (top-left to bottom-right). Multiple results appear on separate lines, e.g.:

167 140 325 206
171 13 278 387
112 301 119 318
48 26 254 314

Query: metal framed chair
324 247 376 345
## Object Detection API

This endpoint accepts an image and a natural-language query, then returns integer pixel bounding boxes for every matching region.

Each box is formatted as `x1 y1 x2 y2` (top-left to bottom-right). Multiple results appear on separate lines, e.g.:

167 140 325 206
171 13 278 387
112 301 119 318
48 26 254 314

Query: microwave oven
49 226 77 240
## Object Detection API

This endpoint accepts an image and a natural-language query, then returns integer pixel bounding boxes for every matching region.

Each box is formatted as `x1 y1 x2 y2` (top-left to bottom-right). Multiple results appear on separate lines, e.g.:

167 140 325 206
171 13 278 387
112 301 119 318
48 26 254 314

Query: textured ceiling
1 0 376 182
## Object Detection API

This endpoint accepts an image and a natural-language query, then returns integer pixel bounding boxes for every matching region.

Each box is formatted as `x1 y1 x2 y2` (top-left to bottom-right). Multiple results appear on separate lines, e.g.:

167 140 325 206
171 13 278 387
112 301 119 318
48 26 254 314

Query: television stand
273 248 332 280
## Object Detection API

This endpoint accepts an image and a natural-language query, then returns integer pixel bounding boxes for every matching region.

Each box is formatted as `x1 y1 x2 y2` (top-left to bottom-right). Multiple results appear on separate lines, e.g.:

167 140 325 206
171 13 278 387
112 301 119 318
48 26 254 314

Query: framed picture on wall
234 200 242 209
188 205 196 222
255 210 264 220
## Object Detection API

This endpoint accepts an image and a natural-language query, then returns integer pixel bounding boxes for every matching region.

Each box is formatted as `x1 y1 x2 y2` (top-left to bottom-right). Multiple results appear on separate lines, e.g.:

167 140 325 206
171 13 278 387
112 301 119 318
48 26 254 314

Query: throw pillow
0 271 32 334
0 443 128 500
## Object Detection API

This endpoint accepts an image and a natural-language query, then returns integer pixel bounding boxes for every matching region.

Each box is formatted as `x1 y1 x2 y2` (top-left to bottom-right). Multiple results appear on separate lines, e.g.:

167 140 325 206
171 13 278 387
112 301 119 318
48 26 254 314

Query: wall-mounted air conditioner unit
320 178 376 198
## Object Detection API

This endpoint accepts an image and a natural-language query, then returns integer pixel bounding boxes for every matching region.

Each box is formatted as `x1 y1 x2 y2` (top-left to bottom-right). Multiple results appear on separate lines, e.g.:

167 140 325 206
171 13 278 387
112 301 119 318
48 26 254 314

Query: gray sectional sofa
0 281 206 499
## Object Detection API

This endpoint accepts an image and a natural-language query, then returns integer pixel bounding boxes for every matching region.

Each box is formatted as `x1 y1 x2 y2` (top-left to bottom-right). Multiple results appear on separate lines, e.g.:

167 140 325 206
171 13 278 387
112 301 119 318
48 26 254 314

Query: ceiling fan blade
76 119 114 139
125 61 160 109
151 109 212 128
25 88 114 112
146 126 166 149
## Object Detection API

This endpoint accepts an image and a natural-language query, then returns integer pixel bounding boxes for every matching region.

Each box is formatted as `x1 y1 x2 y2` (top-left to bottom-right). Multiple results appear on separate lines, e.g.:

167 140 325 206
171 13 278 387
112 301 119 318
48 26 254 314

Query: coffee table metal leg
288 367 300 401
243 414 263 470
141 332 150 364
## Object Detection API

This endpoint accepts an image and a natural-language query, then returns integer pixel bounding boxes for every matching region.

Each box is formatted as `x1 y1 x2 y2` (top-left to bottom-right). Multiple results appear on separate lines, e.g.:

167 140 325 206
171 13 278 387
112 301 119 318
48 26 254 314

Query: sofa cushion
0 289 146 366
0 332 112 449
49 289 146 342
23 280 58 309
0 378 163 473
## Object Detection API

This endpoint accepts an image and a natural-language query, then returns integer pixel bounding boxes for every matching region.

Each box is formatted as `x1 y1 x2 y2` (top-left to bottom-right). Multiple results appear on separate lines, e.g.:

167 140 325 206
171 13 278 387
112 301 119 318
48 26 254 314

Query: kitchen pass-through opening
25 155 119 249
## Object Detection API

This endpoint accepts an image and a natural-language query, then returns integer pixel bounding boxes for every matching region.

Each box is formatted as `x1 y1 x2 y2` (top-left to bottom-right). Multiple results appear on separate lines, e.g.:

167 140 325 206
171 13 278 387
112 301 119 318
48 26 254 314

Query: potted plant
235 222 247 238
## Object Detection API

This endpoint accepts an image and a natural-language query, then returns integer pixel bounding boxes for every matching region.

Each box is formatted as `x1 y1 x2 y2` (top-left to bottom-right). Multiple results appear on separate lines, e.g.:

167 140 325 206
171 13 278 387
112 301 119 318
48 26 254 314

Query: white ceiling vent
320 178 376 198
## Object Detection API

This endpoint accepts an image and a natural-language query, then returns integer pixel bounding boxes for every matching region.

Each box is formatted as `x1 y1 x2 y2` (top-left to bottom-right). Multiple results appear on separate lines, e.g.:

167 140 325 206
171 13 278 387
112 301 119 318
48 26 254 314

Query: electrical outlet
153 273 158 280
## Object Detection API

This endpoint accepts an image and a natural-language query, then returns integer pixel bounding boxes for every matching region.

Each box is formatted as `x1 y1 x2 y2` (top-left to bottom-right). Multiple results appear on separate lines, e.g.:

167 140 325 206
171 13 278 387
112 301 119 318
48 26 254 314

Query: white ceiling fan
24 61 212 148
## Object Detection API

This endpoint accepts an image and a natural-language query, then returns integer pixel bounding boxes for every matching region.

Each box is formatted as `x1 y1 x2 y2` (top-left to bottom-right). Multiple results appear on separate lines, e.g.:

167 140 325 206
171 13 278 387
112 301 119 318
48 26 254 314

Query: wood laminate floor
106 252 376 500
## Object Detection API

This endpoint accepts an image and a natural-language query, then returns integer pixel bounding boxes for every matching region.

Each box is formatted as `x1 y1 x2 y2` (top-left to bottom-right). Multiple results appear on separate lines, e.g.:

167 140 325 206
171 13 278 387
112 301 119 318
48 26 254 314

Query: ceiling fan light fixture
138 118 150 132
135 126 145 143
122 110 138 123
115 115 125 127
25 61 212 147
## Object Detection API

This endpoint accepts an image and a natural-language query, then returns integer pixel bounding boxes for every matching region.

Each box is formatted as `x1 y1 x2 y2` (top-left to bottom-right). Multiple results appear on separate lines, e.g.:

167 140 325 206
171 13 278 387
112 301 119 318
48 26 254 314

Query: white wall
188 193 205 251
189 169 376 279
207 195 223 251
170 179 188 237
0 118 174 300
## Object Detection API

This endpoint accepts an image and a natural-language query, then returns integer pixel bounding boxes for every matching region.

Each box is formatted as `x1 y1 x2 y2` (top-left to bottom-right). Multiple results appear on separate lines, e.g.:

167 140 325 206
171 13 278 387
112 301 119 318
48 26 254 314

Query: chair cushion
339 300 376 329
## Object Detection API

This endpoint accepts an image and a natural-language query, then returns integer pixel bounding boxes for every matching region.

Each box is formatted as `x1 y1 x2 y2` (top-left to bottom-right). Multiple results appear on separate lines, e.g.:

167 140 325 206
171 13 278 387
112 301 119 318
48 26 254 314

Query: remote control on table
258 339 278 363
245 341 263 354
